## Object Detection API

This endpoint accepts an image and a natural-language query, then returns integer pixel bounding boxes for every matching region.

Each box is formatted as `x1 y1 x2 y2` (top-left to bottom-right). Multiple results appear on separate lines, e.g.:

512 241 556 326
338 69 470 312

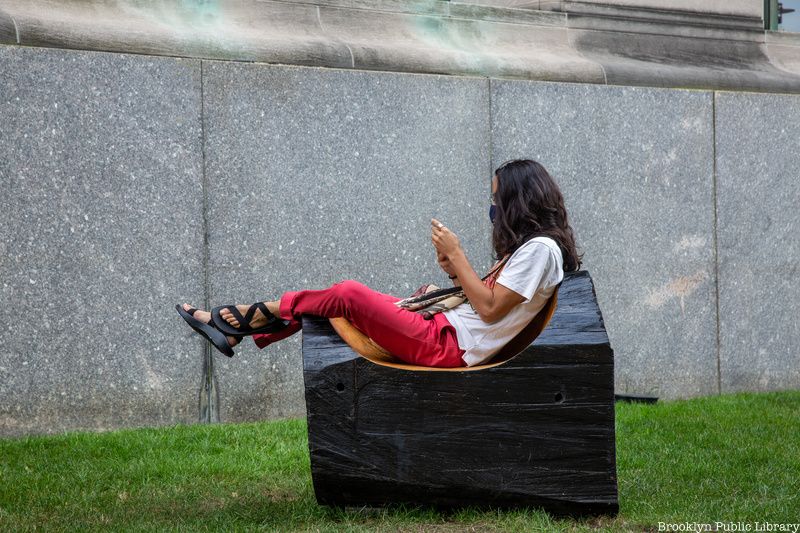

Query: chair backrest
328 283 561 371
479 282 561 366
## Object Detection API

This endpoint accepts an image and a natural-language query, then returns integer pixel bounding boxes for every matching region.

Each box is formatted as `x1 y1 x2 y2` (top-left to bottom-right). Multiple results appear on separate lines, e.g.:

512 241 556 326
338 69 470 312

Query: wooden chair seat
327 287 560 371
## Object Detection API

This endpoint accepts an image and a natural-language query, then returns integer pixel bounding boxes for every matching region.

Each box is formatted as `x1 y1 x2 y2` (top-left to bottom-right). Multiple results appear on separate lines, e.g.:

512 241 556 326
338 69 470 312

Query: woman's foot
219 300 281 330
181 304 241 347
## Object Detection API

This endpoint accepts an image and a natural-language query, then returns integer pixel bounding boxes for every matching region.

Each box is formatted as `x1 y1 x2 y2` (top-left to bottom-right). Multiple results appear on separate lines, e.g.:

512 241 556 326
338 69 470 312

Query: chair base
301 271 619 518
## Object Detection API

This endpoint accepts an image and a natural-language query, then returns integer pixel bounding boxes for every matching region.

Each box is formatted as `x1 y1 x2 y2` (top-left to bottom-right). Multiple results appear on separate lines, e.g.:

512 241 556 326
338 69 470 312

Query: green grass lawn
1 389 798 532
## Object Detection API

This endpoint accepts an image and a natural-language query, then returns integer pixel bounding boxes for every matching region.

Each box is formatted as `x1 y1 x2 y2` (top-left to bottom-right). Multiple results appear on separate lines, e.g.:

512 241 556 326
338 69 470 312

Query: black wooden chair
300 269 618 518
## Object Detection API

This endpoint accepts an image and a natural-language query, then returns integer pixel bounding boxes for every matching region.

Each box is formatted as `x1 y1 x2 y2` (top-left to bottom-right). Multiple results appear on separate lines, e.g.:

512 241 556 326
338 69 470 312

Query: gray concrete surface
1 41 798 437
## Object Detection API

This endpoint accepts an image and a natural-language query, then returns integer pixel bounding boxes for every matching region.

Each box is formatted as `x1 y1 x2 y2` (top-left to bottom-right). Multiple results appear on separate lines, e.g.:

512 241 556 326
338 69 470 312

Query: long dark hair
491 159 583 272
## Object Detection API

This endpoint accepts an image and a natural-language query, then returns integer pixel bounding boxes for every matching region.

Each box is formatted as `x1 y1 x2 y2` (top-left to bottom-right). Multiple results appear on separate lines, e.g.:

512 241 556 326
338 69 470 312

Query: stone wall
1 42 798 437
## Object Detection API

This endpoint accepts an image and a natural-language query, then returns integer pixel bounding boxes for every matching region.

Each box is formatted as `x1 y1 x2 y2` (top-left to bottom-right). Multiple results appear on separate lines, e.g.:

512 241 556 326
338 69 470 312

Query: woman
176 159 582 367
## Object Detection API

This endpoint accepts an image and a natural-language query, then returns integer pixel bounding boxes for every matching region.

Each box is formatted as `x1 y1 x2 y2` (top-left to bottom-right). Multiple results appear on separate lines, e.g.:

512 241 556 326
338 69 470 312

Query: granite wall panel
201 61 492 422
0 45 206 436
491 79 717 399
715 90 800 393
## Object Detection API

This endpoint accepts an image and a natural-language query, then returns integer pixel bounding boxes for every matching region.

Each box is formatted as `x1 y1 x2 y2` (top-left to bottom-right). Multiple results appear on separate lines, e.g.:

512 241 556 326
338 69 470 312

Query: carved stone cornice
1 0 798 93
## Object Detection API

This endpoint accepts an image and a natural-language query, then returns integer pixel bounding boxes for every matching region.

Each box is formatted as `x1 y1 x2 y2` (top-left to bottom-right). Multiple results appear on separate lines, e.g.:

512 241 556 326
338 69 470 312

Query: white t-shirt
442 236 565 367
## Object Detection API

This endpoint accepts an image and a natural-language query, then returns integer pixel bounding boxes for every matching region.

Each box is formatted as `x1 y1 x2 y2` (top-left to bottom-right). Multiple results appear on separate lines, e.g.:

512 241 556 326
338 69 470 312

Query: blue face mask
489 204 496 224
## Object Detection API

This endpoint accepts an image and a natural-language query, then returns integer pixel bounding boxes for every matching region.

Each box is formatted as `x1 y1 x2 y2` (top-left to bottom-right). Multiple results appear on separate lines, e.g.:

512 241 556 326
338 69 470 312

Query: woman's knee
333 279 367 294
331 279 371 308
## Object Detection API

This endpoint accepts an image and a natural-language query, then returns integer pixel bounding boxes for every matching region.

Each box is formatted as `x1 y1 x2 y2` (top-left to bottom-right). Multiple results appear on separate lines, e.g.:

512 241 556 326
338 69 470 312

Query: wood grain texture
301 269 618 518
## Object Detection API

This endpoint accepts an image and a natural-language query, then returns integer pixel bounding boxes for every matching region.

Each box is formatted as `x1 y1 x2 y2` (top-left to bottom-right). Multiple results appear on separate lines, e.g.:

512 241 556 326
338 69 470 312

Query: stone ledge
545 0 764 30
0 0 798 93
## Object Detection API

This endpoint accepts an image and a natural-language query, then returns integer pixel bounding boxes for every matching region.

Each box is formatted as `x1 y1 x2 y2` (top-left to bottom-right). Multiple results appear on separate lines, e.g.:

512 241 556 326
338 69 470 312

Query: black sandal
210 301 290 336
175 304 242 358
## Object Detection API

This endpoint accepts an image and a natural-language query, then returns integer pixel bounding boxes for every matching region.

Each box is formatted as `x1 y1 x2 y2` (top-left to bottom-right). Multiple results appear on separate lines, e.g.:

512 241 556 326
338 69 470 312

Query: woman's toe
183 303 212 324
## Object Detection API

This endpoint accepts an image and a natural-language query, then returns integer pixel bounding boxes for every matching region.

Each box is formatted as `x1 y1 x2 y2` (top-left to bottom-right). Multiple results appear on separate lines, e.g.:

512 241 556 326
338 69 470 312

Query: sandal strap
242 302 260 324
226 305 248 326
227 302 276 332
253 301 276 322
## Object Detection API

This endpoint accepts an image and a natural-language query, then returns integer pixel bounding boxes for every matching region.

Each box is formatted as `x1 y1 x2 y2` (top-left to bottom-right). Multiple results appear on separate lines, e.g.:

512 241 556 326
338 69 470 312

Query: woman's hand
431 218 463 258
437 251 457 277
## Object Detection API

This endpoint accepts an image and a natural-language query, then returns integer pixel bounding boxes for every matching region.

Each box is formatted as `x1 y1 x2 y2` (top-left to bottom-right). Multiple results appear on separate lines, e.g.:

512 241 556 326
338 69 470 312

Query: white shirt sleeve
494 241 559 304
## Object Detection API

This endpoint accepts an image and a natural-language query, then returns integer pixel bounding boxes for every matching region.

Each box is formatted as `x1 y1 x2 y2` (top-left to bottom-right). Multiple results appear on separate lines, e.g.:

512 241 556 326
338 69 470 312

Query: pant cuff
278 291 298 321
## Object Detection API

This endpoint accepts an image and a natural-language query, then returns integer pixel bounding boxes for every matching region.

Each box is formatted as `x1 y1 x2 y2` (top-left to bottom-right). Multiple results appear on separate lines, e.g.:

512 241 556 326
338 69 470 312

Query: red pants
251 279 467 368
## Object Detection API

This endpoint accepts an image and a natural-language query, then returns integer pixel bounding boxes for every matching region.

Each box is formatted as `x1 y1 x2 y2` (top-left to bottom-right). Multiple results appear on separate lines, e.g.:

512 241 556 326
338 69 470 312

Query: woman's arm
448 250 523 323
431 218 524 323
436 250 462 287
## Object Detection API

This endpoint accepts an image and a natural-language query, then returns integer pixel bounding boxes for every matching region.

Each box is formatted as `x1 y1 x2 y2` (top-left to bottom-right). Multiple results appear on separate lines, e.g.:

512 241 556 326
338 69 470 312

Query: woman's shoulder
513 236 565 280
516 235 562 258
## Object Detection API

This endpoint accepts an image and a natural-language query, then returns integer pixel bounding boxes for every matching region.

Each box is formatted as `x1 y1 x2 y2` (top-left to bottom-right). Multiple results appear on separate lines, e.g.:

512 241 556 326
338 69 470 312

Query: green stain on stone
412 13 496 76
123 0 223 29
122 0 251 58
179 0 222 25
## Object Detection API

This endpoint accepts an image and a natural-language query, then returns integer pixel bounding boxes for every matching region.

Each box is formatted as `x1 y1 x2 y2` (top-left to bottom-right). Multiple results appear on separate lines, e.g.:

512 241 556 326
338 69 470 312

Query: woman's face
489 174 498 224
